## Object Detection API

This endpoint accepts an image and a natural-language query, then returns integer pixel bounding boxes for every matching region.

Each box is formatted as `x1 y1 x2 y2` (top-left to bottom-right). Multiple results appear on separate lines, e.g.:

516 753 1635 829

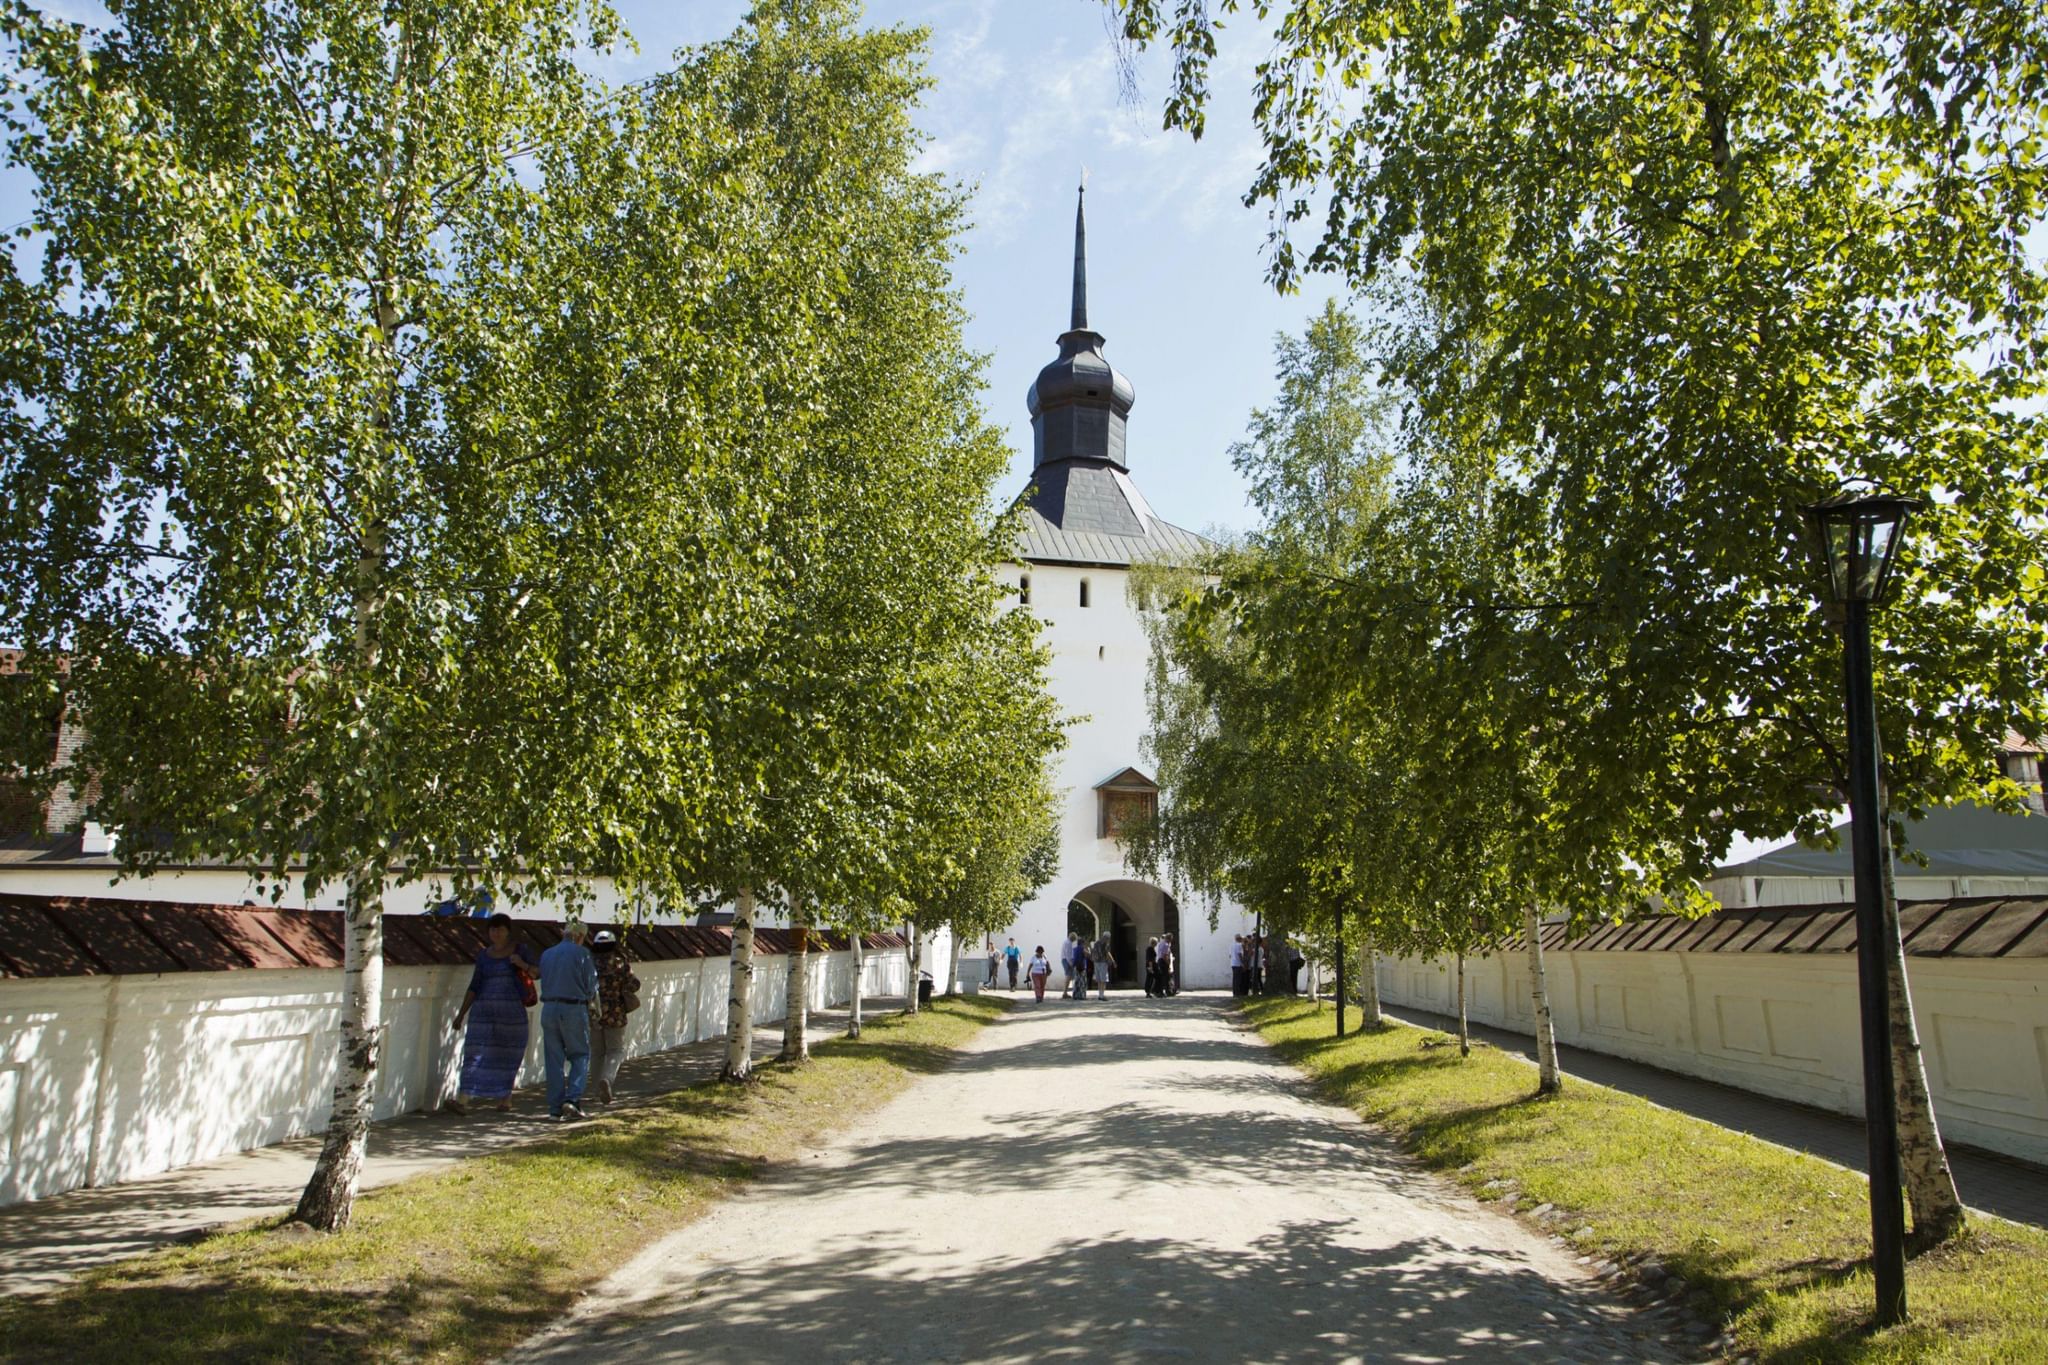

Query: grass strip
1241 996 2048 1364
0 996 1006 1365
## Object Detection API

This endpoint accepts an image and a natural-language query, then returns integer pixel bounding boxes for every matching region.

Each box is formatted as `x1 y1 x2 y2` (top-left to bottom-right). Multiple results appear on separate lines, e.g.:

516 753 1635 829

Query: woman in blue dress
446 912 538 1113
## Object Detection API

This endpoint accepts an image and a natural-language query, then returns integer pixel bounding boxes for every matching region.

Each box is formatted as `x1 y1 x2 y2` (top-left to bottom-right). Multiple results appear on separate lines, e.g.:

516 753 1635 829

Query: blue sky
4 0 1343 540
614 1 1345 539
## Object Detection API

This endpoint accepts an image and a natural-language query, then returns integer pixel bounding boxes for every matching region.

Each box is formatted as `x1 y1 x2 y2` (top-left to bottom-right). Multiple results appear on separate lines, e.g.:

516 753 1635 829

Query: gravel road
508 992 1692 1363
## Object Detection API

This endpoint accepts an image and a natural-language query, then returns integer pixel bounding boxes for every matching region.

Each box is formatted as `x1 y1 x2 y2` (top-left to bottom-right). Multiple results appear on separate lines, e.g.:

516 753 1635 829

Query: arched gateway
1065 879 1181 990
987 184 1257 991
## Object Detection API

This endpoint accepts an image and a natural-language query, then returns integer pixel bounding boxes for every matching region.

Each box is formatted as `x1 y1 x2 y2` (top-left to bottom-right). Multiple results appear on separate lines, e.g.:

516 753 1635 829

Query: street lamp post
1800 489 1923 1327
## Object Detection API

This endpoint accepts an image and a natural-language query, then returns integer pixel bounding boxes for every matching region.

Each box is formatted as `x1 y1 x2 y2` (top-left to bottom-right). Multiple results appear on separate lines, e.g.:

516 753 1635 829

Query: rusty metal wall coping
0 892 907 980
1493 896 2048 961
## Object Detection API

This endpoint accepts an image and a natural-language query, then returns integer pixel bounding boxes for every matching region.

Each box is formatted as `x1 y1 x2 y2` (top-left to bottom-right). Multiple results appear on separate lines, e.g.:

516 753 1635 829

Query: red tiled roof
0 892 907 979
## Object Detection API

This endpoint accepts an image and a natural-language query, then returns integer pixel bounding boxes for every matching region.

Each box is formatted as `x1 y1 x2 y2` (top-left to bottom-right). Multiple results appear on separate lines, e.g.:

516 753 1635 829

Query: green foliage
0 0 1062 931
1113 0 2048 908
0 0 769 907
1132 301 1469 951
633 1 1060 930
907 762 1062 950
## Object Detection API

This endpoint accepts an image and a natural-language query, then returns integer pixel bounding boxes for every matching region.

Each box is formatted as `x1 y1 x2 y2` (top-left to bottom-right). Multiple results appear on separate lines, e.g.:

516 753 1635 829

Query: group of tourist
1229 933 1305 996
985 938 1024 990
1143 934 1178 997
991 931 1178 1002
446 913 642 1122
1057 931 1113 1000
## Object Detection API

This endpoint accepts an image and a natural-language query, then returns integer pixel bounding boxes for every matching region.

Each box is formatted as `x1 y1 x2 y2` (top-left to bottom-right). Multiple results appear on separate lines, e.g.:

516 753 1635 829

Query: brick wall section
41 708 92 833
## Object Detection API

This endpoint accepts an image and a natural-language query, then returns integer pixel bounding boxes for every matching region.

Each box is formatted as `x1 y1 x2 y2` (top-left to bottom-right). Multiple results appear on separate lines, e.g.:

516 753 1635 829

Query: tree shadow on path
521 1221 1682 1364
506 995 1702 1365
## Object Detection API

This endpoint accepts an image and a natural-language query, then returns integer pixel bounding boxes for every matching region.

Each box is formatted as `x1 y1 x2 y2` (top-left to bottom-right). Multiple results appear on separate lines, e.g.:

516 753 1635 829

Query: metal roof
1014 505 1212 567
1494 896 2048 960
1715 804 2048 880
1010 185 1207 568
1012 463 1214 568
0 830 216 869
1026 186 1137 473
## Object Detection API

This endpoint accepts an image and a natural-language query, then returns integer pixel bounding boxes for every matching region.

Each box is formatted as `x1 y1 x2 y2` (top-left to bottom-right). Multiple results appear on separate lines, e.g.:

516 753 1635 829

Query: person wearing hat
537 919 600 1120
587 929 641 1106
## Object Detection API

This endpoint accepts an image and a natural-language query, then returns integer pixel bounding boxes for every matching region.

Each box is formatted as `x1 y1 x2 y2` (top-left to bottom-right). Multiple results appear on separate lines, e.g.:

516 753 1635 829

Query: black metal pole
1843 596 1908 1325
1253 910 1264 996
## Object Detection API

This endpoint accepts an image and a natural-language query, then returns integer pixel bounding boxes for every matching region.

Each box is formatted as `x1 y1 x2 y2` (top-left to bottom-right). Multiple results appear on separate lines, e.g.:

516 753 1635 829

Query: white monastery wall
1374 946 2048 1166
998 562 1255 988
0 946 907 1207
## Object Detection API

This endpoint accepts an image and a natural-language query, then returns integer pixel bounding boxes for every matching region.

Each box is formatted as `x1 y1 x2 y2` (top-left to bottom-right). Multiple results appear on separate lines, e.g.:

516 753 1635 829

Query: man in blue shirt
538 920 600 1120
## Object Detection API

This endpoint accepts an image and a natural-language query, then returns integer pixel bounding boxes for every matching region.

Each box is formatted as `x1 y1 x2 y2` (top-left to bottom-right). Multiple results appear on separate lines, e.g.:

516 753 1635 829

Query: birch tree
848 923 867 1038
665 0 1058 1069
1133 304 1418 1034
903 920 925 1015
0 0 797 1229
723 887 760 1081
1880 817 1962 1241
1355 934 1381 1028
914 769 1062 995
1525 908 1562 1093
780 891 811 1063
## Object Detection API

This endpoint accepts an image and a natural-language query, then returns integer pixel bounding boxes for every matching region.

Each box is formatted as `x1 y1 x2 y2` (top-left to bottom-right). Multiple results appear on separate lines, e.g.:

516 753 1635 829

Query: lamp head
1800 489 1924 605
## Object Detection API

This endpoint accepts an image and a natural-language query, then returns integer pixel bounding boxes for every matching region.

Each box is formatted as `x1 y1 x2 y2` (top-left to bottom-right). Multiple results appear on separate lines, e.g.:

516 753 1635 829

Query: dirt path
509 993 1689 1363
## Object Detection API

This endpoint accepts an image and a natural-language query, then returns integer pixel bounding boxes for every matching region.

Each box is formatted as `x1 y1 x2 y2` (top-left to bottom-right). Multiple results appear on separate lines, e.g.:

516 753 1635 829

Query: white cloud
913 129 987 178
923 0 1007 96
950 39 1122 245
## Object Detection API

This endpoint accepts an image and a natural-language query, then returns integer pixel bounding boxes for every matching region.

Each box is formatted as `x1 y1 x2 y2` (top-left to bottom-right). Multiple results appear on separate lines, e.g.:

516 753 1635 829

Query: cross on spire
1071 179 1089 333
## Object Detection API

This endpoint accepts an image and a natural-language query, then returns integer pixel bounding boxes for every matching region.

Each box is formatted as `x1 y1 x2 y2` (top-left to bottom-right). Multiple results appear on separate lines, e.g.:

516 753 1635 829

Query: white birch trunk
1526 904 1561 1094
848 929 865 1039
1879 842 1966 1242
780 893 809 1063
293 870 386 1229
1357 935 1382 1026
905 923 922 1015
721 886 758 1081
1456 952 1470 1057
295 507 391 1229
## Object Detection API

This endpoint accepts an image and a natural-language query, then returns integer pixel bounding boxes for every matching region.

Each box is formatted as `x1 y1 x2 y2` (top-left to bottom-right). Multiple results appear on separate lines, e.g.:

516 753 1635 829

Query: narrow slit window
1019 573 1032 605
1079 578 1091 608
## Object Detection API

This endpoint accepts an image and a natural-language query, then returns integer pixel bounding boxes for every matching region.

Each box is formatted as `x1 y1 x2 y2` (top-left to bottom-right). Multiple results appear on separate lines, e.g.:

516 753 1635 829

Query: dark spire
1027 178 1135 471
1071 181 1088 332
